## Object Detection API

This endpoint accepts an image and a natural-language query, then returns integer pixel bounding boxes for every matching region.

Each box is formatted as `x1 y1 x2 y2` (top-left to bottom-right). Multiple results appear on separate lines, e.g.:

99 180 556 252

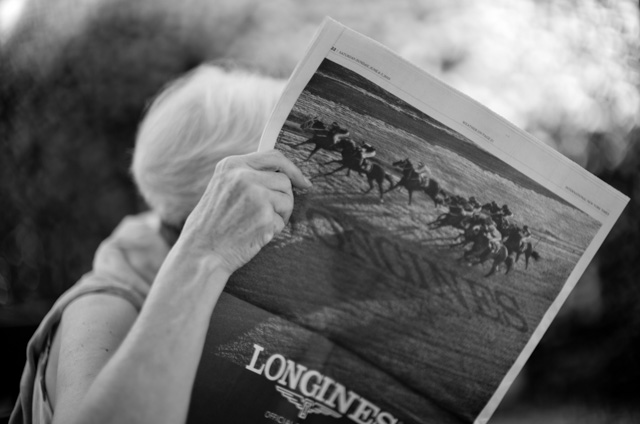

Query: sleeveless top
9 212 170 424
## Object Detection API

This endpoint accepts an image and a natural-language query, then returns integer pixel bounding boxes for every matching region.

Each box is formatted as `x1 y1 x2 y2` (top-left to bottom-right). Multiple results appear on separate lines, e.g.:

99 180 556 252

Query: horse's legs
384 174 394 193
374 177 385 201
386 183 398 192
323 158 341 165
386 177 404 193
320 164 348 178
478 249 496 276
524 243 534 269
427 213 448 228
294 137 315 148
478 249 492 265
363 177 374 194
466 243 490 264
505 256 514 274
306 146 322 161
423 186 437 207
485 249 510 277
485 262 498 277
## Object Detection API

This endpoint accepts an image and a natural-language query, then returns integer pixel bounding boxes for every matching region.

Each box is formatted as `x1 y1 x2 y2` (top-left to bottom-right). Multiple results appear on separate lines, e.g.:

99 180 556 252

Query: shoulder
46 293 138 419
92 212 170 297
50 212 169 408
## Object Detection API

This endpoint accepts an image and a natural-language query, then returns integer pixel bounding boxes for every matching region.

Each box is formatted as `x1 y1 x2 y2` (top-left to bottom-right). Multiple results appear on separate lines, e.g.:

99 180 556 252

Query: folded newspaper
187 18 629 424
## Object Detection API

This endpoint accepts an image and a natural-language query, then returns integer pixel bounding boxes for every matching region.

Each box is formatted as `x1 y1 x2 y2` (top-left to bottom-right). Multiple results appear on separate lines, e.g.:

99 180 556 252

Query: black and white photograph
2 2 638 424
210 57 604 423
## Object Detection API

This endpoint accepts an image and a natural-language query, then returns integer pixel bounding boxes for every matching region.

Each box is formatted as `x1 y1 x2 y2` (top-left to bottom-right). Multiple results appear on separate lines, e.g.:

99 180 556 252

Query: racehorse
294 122 350 160
388 158 440 206
502 228 541 269
360 159 395 201
463 233 513 277
320 139 393 201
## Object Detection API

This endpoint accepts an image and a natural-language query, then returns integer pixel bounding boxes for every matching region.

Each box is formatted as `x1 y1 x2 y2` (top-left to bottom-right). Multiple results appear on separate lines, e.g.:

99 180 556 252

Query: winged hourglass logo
276 386 342 420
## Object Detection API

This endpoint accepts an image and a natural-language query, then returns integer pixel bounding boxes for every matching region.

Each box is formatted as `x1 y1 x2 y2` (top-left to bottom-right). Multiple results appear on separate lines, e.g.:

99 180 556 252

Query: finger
268 189 294 224
241 169 293 195
245 150 312 189
262 211 286 246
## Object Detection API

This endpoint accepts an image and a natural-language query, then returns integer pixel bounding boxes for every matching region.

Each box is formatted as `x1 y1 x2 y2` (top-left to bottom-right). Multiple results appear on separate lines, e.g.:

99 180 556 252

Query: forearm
56 150 307 424
64 242 230 424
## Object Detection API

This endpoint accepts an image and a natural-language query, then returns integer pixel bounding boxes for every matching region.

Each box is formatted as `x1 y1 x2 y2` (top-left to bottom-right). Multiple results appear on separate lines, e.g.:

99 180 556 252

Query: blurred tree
0 3 206 314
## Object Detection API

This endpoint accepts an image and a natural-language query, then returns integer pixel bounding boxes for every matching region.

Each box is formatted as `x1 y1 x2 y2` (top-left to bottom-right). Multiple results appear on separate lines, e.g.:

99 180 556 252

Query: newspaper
187 18 629 424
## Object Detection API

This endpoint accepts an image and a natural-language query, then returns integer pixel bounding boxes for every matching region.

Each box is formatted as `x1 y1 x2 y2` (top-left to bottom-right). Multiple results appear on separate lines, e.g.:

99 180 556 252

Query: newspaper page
187 18 629 424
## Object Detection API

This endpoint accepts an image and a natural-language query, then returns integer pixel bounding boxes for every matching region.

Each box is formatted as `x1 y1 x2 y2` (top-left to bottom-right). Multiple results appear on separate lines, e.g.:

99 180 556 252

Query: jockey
483 219 502 252
501 204 513 217
353 142 377 170
359 142 377 158
519 225 532 241
468 196 480 210
415 161 429 184
461 197 477 213
436 189 449 207
403 161 428 186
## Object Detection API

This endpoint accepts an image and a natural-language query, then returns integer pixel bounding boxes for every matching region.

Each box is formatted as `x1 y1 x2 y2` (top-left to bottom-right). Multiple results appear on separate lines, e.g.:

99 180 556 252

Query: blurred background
0 0 638 422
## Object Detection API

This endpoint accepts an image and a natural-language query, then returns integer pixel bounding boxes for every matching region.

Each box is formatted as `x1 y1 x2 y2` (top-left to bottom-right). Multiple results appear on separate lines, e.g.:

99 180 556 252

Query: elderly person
11 64 311 424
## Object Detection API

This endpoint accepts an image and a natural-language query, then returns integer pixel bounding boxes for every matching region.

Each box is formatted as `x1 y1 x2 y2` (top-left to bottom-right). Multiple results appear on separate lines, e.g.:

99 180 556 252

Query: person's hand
177 150 312 275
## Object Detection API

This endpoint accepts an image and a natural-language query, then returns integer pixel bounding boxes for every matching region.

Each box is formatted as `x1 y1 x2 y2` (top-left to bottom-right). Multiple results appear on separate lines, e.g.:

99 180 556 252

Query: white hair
132 64 285 226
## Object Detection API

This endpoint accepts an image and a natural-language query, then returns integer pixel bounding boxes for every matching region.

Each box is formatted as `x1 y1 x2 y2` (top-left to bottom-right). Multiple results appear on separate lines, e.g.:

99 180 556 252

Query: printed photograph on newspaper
285 57 601 420
187 21 627 424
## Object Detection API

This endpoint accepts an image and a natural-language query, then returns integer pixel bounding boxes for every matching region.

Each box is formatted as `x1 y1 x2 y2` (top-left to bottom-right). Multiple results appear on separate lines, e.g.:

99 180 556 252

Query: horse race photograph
219 57 606 422
274 58 600 283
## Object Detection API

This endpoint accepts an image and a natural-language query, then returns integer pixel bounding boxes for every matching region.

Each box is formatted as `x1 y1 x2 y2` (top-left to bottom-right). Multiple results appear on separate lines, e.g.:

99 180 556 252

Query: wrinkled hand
178 150 311 275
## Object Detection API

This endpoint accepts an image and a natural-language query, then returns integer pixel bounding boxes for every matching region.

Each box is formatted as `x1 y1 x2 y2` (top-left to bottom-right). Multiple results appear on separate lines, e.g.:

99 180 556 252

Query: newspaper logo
246 344 401 424
276 386 342 420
